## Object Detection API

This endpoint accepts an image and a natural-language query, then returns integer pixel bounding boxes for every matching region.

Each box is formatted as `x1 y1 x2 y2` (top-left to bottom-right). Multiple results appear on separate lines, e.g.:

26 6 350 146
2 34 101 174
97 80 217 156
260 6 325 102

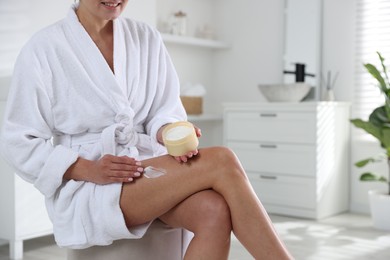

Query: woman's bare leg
120 146 292 259
159 190 232 259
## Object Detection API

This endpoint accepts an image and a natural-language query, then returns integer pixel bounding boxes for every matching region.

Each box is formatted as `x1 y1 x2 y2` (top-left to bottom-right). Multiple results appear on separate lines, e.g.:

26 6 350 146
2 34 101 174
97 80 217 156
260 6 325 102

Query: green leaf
369 106 390 127
360 173 388 183
360 172 379 181
382 128 390 149
386 100 390 119
359 172 388 183
364 63 387 93
355 158 375 167
350 118 382 141
377 51 390 88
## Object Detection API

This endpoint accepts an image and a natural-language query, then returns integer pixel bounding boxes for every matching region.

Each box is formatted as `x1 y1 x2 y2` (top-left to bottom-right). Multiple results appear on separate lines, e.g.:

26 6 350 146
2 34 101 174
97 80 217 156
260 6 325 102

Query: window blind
353 0 390 140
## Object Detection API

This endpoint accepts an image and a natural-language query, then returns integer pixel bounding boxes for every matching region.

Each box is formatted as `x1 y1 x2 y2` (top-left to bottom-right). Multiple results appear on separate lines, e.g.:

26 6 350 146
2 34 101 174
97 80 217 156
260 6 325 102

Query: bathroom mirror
283 0 323 100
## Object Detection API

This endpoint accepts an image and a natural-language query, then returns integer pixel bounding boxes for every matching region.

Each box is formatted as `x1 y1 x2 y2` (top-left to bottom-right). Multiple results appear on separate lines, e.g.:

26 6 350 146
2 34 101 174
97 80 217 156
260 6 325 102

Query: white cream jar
162 121 199 156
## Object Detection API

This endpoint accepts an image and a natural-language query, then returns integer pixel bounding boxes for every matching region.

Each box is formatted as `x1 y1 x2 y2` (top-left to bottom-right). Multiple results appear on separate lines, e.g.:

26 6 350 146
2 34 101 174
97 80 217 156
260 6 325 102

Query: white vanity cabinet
0 101 53 259
223 102 350 219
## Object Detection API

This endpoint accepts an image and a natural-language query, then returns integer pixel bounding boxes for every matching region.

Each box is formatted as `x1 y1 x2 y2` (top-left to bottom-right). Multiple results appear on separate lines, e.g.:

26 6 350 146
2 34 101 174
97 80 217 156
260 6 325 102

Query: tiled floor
1 213 389 260
265 213 390 260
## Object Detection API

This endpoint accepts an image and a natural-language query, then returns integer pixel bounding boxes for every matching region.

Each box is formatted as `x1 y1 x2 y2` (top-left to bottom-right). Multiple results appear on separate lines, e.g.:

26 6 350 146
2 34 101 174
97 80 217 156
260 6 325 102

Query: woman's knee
206 146 247 179
192 190 232 234
203 146 235 165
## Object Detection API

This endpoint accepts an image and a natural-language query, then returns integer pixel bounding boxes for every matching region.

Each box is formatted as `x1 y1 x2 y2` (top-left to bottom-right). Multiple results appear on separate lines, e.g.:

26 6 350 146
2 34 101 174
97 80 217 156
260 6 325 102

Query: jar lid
174 11 187 17
162 121 194 144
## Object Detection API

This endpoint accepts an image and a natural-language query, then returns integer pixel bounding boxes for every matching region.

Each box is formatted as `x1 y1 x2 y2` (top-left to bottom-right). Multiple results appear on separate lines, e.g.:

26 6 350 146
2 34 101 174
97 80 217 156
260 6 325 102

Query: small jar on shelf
171 10 187 36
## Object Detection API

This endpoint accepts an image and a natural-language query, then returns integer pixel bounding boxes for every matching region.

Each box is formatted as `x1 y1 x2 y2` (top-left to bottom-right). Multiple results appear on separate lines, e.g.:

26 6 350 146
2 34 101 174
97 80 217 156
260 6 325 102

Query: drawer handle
260 175 278 180
260 144 277 149
260 113 277 117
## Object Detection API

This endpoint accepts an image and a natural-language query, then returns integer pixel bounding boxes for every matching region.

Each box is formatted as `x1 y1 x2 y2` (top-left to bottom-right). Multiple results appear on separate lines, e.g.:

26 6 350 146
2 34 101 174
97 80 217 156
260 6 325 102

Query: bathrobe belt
54 123 151 156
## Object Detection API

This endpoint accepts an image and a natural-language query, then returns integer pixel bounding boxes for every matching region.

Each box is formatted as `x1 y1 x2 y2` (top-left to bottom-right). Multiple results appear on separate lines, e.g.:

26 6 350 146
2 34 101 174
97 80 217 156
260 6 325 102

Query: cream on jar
162 121 199 156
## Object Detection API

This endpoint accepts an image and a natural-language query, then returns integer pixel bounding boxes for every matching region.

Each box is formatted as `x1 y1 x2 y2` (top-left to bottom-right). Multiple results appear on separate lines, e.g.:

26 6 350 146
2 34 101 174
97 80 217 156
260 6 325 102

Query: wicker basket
180 96 203 115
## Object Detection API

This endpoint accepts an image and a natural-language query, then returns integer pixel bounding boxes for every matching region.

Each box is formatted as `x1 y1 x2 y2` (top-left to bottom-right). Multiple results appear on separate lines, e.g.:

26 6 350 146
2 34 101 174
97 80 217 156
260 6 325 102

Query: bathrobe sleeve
0 43 79 198
144 31 187 146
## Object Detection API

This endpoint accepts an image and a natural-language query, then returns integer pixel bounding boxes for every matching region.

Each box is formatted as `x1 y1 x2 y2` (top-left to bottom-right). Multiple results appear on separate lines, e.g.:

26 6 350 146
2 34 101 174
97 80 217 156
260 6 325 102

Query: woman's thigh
120 147 231 227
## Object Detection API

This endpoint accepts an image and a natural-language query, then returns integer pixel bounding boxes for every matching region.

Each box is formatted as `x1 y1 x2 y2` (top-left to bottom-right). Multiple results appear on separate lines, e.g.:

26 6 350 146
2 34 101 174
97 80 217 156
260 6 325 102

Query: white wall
29 0 72 35
122 0 156 25
214 0 285 109
322 0 355 102
28 0 156 33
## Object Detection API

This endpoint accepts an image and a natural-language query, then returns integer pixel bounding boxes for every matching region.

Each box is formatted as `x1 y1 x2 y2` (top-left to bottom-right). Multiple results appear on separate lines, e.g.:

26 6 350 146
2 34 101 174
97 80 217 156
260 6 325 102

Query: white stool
67 220 193 260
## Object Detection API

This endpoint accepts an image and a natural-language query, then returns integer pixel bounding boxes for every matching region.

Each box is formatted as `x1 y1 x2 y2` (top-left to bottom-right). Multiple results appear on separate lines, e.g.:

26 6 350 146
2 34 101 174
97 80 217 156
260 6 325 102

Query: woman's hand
157 123 169 145
174 125 202 163
64 155 144 185
91 155 144 184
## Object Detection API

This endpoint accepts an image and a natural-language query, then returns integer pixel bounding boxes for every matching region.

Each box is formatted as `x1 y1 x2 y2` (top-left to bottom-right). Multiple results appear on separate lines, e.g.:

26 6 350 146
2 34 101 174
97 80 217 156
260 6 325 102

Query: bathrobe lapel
113 18 142 110
64 10 130 113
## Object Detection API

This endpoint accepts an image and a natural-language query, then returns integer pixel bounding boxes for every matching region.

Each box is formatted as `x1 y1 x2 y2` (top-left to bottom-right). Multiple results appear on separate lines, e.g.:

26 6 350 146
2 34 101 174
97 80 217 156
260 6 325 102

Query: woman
0 0 292 259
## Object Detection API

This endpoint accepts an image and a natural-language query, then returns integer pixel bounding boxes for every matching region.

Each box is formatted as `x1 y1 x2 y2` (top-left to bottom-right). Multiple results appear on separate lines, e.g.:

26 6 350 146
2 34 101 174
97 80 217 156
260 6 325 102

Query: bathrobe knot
99 108 148 156
113 108 140 146
115 108 135 125
114 124 139 146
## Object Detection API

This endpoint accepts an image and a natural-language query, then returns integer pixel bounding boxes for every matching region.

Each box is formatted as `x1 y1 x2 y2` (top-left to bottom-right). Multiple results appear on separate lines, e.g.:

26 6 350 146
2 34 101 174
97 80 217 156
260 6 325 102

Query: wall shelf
161 34 229 49
187 113 223 122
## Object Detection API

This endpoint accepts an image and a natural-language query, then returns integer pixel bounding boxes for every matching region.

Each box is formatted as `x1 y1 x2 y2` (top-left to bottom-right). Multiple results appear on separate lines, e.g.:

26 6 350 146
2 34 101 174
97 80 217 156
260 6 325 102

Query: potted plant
350 51 390 231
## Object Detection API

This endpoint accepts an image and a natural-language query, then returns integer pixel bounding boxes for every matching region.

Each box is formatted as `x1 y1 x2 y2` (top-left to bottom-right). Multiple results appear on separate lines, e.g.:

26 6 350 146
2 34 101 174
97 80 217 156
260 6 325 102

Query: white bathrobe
0 5 186 249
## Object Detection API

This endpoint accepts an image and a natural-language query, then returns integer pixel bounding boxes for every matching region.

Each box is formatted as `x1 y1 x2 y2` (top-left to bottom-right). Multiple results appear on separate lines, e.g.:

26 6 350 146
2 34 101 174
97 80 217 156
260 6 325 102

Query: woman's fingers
96 155 144 183
109 155 140 165
109 161 143 172
194 125 202 137
173 149 199 163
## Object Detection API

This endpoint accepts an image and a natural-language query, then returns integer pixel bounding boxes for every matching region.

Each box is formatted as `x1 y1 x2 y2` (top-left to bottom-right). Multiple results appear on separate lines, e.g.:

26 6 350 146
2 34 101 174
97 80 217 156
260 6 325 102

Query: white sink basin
258 83 311 102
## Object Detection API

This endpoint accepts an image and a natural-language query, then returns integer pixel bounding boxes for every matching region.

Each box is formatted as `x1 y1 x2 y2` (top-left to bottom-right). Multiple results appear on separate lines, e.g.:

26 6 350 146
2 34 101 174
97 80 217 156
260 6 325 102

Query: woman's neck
75 5 115 72
76 7 113 39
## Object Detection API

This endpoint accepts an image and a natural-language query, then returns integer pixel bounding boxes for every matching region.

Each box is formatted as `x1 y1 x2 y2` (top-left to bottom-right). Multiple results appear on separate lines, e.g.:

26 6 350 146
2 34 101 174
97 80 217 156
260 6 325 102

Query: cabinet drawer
225 111 316 143
229 142 316 177
248 173 316 210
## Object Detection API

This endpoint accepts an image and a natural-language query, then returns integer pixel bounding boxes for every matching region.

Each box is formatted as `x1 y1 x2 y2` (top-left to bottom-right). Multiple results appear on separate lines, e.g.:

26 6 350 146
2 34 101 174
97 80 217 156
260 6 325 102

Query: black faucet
283 63 315 82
